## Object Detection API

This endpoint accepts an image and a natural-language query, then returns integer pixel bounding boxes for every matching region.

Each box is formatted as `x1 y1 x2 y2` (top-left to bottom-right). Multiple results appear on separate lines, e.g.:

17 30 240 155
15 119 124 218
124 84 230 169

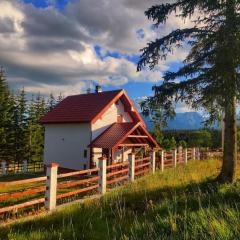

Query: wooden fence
0 161 44 175
0 147 200 218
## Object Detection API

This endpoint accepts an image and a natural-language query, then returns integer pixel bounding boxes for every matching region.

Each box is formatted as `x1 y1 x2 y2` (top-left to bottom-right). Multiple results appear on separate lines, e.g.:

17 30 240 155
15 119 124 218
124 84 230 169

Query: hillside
1 159 240 240
144 112 205 130
143 111 240 131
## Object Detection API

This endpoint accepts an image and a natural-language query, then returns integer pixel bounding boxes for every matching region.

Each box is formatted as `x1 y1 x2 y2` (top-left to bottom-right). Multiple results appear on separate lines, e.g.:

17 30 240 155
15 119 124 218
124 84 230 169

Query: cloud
134 96 193 113
0 0 192 96
0 17 15 33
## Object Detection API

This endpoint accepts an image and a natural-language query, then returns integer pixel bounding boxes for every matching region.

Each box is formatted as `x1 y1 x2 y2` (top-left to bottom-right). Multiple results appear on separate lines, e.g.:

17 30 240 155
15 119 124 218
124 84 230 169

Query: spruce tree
57 93 64 104
138 0 240 183
47 93 56 111
13 88 29 162
0 68 15 162
28 94 46 161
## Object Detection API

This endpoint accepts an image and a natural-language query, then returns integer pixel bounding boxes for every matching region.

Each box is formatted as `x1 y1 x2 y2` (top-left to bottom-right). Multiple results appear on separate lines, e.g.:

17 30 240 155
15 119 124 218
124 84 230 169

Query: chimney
95 85 102 93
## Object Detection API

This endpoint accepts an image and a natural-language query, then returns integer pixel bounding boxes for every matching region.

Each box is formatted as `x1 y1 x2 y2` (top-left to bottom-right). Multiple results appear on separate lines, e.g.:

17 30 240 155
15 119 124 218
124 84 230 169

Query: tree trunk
218 96 237 183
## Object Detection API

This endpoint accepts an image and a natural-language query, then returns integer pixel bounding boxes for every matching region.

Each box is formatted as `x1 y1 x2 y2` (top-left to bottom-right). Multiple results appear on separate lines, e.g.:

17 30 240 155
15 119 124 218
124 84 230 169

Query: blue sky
23 0 70 9
0 0 191 111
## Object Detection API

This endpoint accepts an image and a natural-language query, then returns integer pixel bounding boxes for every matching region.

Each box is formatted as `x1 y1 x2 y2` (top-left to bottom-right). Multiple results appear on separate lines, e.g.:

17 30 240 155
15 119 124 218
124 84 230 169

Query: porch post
98 156 107 194
150 150 156 174
161 150 165 172
128 152 135 182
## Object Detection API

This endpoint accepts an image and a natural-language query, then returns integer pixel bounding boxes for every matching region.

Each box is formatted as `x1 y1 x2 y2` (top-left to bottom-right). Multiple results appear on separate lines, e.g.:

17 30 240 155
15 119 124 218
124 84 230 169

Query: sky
0 0 193 112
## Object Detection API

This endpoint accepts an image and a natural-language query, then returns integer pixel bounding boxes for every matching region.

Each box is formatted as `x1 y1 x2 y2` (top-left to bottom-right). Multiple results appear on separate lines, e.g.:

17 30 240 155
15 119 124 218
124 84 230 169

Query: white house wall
91 100 132 140
44 123 91 170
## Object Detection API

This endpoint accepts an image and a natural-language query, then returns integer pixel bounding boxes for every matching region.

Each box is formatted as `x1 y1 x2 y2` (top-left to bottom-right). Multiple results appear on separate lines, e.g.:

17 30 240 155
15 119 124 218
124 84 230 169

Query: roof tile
40 90 122 123
90 122 136 149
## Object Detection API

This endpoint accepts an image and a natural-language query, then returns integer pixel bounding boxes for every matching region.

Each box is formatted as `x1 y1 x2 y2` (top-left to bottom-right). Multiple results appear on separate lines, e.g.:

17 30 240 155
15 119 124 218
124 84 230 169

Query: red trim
91 90 124 124
112 122 142 151
122 90 146 127
99 156 107 160
137 124 160 148
90 122 160 150
91 90 144 125
112 122 159 150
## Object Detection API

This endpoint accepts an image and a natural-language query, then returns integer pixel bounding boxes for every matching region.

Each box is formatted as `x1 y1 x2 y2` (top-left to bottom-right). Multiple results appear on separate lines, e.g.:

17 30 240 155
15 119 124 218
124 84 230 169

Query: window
84 149 88 158
83 164 87 170
117 114 123 123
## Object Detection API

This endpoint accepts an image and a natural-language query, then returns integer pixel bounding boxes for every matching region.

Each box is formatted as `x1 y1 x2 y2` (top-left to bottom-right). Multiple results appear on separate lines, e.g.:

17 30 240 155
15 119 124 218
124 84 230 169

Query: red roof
89 122 159 149
89 122 136 149
40 89 145 125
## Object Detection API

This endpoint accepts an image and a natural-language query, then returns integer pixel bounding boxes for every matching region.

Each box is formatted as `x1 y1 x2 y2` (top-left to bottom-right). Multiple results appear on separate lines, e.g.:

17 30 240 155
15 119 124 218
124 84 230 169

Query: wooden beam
128 135 148 138
119 143 149 147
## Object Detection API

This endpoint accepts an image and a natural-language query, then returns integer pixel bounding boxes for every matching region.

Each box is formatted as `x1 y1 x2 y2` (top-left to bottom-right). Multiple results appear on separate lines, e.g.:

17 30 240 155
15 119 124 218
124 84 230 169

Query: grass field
1 159 240 240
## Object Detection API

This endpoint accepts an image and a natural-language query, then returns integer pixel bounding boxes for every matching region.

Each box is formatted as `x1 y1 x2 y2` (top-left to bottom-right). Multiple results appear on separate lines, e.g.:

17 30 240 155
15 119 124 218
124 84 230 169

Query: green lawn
1 159 240 240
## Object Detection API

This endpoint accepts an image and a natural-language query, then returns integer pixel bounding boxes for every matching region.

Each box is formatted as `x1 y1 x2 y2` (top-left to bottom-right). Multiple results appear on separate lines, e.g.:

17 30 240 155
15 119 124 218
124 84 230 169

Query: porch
89 122 159 168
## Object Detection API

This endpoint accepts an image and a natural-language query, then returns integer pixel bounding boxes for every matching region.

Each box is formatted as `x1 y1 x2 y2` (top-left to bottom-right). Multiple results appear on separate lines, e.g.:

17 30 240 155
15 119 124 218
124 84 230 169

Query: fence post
178 146 183 162
98 156 107 194
128 152 135 182
192 148 196 160
1 161 6 175
196 148 200 160
151 150 156 174
173 149 177 168
161 150 165 172
184 148 188 164
23 160 28 173
45 163 59 211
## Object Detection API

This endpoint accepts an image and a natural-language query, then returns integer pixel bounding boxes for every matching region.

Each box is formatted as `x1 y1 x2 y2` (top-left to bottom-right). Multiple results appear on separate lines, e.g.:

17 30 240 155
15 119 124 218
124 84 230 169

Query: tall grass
1 159 240 240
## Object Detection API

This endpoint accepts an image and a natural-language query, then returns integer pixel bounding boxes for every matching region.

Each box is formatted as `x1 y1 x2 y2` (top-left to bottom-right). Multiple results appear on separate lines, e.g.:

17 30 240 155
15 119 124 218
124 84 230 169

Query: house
40 87 159 171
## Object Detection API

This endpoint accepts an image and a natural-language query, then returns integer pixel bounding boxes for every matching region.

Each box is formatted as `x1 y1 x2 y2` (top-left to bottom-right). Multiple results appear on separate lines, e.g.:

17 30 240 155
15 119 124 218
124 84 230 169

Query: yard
1 159 240 240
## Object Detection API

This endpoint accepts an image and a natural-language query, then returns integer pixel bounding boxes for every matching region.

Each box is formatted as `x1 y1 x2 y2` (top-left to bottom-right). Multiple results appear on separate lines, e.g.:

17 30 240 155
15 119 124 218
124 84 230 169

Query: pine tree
0 68 15 163
28 94 46 161
47 93 56 111
57 93 64 104
138 0 240 183
13 88 29 162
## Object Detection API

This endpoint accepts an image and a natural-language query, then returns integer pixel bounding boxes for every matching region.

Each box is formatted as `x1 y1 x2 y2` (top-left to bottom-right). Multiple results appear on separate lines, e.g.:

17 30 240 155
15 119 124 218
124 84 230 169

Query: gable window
84 149 88 158
117 114 123 123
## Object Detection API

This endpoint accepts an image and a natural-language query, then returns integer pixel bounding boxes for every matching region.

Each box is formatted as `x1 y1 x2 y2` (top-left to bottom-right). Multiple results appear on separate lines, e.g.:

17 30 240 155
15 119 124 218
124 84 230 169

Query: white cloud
0 0 193 95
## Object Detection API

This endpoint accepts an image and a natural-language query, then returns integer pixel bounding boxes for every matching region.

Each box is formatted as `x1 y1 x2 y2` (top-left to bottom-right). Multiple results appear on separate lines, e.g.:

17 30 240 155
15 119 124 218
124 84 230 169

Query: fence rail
0 147 200 218
0 161 44 175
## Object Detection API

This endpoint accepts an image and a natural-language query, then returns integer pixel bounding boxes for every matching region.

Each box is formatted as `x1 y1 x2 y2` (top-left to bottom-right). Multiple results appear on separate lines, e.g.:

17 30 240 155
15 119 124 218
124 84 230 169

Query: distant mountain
143 112 214 131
